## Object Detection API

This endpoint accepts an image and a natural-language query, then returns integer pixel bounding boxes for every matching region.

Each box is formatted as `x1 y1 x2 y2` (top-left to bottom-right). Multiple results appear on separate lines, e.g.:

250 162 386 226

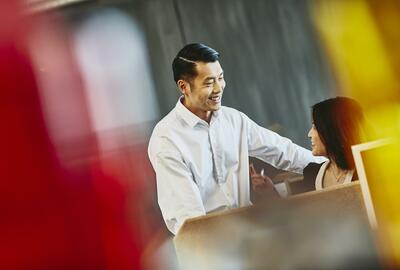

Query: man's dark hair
312 97 365 170
172 43 219 83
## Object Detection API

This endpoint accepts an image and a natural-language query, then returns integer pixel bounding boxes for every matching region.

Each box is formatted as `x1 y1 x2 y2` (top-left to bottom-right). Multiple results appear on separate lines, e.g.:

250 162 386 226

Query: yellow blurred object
312 0 400 105
311 0 400 267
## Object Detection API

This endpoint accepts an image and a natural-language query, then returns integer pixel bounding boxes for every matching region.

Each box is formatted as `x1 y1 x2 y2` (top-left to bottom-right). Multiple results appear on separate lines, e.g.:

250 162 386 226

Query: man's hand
250 163 279 196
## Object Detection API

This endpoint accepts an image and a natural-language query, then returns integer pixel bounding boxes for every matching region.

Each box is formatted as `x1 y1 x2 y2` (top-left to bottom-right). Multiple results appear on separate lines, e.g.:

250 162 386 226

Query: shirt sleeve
243 113 325 174
148 137 205 235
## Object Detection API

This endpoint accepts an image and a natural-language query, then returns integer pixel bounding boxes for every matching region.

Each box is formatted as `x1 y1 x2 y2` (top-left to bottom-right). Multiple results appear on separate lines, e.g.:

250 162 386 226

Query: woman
252 97 366 195
293 96 366 193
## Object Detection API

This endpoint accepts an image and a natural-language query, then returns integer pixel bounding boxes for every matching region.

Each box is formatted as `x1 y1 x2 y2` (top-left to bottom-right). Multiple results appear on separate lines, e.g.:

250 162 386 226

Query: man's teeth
210 96 221 102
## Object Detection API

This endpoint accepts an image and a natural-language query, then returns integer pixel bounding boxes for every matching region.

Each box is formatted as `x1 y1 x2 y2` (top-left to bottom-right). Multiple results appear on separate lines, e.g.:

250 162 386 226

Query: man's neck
182 98 212 123
192 109 212 123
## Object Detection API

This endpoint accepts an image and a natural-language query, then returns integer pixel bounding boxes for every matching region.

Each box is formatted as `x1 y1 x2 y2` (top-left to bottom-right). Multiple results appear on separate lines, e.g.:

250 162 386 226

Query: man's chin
208 102 222 110
210 105 221 111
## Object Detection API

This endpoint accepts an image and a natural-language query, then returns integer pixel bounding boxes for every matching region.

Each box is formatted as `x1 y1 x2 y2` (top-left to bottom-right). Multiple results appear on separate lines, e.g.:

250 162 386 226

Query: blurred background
1 0 400 269
57 0 338 147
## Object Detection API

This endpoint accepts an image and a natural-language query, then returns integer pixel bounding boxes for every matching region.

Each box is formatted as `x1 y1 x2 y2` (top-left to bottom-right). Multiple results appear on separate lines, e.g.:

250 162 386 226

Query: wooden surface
174 182 379 270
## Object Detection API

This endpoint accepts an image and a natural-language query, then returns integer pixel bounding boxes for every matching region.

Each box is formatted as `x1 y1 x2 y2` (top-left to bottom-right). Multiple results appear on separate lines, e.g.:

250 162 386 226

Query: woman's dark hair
172 43 220 83
312 97 365 170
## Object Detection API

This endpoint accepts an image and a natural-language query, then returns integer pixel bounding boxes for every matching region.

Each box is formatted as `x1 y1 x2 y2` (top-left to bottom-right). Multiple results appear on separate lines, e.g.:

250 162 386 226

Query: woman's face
308 124 327 156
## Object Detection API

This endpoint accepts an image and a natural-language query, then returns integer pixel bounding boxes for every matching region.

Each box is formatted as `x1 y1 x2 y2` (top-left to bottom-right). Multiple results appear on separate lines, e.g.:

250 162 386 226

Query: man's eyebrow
204 76 216 81
204 72 224 81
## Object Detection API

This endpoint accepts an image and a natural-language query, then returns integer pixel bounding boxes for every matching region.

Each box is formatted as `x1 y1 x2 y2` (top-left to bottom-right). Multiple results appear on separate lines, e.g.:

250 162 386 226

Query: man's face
181 61 225 119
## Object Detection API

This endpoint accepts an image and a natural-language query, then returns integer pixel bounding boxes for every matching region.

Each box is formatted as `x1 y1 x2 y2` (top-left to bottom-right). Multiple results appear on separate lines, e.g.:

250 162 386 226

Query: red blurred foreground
0 2 162 269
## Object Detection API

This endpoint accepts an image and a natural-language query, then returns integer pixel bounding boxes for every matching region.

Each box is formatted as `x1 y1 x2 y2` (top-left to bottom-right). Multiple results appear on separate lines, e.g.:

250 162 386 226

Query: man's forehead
194 61 223 78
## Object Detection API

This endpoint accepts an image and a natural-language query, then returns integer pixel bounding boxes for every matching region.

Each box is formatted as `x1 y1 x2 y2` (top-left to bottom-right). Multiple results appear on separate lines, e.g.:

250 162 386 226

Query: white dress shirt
148 98 323 234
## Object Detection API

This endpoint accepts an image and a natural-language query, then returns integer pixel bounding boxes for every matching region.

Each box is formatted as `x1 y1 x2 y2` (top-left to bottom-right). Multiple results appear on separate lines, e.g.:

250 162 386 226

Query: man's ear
177 79 190 95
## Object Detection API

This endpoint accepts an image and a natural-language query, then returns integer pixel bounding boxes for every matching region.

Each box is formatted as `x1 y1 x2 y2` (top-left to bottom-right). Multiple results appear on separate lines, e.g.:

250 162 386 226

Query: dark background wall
60 0 337 147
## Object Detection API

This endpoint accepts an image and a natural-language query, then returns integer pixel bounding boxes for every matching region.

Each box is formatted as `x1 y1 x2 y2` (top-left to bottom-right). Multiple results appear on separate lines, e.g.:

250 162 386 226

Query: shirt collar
175 96 220 128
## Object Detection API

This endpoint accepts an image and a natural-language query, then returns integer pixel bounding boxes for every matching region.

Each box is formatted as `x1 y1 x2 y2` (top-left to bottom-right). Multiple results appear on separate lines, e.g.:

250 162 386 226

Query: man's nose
214 81 224 93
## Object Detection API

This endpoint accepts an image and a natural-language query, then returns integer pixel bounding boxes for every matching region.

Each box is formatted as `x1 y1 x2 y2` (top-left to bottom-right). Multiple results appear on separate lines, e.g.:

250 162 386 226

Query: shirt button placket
209 126 221 182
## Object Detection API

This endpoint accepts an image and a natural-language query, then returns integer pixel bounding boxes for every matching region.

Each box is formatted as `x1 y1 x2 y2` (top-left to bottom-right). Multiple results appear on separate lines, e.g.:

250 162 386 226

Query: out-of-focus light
73 9 159 133
311 1 400 268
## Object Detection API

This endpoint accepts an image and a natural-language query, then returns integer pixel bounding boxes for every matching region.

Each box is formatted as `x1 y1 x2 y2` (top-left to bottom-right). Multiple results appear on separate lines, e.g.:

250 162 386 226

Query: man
148 43 322 234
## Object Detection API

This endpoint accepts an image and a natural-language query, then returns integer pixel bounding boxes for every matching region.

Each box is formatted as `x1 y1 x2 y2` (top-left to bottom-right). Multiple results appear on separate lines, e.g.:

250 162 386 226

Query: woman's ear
177 79 190 95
